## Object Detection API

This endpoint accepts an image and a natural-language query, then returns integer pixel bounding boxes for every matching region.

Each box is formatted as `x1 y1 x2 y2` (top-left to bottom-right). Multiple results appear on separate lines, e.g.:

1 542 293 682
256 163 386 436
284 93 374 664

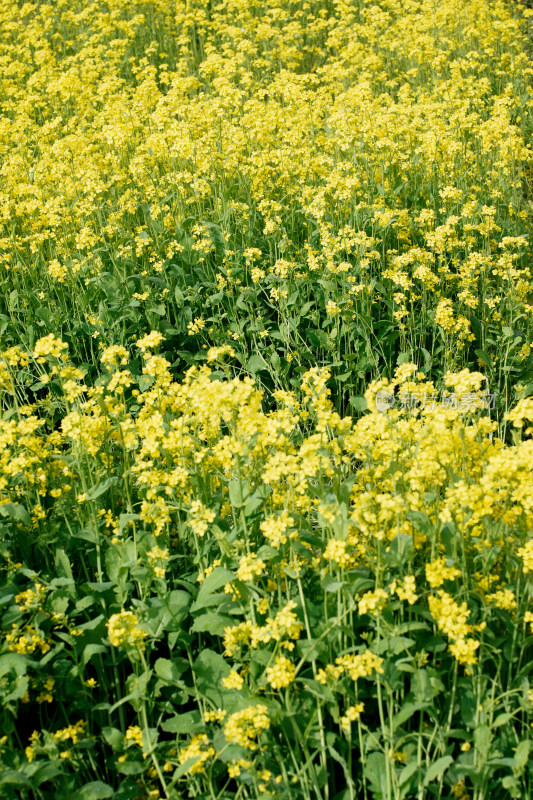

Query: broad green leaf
73 782 114 799
102 727 124 751
399 761 419 787
85 476 119 501
247 354 268 373
194 567 234 609
0 503 30 525
514 740 530 772
81 644 107 668
154 658 183 684
191 612 234 634
161 710 201 734
423 755 453 786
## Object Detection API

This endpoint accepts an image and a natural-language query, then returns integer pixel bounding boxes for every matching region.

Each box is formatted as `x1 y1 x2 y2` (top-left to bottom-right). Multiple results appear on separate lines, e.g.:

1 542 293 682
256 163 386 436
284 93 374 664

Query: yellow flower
125 726 143 749
221 669 244 690
335 650 384 681
485 589 516 612
390 576 418 605
135 331 165 354
358 589 388 616
203 708 227 723
426 558 461 589
33 334 68 363
265 655 296 689
237 552 265 582
340 703 364 732
188 501 216 538
52 721 87 744
224 705 270 750
178 734 215 775
324 539 356 569
107 611 147 649
227 759 251 778
518 540 533 574
206 345 236 362
188 318 205 335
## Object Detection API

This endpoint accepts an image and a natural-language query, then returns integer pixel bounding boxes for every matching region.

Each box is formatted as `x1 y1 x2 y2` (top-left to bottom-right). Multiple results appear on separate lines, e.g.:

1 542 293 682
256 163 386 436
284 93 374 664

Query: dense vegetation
0 1 532 798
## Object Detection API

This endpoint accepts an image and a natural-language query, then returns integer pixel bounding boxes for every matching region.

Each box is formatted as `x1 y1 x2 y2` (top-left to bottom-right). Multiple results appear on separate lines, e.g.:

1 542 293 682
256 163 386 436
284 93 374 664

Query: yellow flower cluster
428 592 480 667
317 649 384 685
125 726 144 749
236 553 265 583
389 577 418 605
265 655 296 690
358 589 389 616
32 335 68 363
107 611 147 649
340 703 365 733
323 539 357 569
223 601 304 657
221 670 244 691
147 545 169 579
0 0 532 790
518 540 533 574
224 705 270 750
426 558 462 589
5 625 50 656
178 734 215 775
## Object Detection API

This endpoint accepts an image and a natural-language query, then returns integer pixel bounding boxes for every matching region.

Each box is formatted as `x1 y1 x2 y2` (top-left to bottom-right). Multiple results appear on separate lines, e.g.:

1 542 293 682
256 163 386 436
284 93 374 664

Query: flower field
1 0 533 798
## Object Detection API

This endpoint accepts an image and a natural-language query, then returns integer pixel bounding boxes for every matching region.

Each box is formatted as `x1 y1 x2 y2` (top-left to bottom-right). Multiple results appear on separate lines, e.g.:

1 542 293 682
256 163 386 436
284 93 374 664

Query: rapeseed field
0 1 532 798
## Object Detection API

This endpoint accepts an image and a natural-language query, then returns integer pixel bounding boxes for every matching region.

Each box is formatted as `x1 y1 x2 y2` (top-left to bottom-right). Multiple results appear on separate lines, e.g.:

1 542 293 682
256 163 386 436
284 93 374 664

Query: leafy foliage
0 1 532 799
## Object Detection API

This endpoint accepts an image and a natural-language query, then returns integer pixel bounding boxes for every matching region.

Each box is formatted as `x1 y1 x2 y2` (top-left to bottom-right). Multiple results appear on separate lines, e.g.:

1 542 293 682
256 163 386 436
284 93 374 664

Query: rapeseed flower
107 610 147 649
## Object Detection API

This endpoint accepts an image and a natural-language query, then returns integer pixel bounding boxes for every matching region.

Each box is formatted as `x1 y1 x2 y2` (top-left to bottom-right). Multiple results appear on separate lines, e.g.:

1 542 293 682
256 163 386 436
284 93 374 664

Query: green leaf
191 612 234 634
0 652 29 703
0 770 33 788
493 712 512 728
502 776 522 800
85 477 119 501
102 727 124 751
54 549 74 583
256 545 279 562
399 761 419 787
154 658 183 685
349 395 367 412
475 349 492 367
406 510 432 536
474 724 491 759
321 579 345 593
194 567 234 609
147 304 165 316
514 740 530 772
73 781 114 799
393 702 429 731
0 653 28 677
116 761 145 775
365 752 388 796
247 354 268 373
81 644 107 668
0 503 30 525
161 710 201 734
77 614 105 631
397 351 413 366
423 755 453 786
299 678 335 704
243 494 266 516
228 480 249 508
193 649 230 704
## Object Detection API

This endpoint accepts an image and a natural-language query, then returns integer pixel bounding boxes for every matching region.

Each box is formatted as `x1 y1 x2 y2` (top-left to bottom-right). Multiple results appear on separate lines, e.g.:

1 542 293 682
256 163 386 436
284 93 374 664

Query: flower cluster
0 0 532 797
107 611 147 649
